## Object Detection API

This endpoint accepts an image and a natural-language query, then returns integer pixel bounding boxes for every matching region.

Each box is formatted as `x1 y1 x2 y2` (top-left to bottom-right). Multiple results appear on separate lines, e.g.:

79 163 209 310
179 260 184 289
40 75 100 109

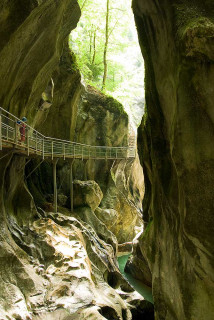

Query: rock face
0 1 149 319
75 85 128 148
1 152 147 319
100 157 144 243
70 86 144 243
0 0 81 125
39 82 144 244
73 180 103 211
37 46 82 140
0 151 147 319
130 1 214 319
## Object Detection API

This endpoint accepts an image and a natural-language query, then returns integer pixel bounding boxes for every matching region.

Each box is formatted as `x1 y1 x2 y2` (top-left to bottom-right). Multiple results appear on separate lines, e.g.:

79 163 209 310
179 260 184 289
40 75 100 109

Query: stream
118 254 153 304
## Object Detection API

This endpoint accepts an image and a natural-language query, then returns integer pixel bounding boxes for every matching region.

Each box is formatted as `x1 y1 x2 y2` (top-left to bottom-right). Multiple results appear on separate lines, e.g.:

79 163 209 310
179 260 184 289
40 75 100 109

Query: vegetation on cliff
70 0 145 126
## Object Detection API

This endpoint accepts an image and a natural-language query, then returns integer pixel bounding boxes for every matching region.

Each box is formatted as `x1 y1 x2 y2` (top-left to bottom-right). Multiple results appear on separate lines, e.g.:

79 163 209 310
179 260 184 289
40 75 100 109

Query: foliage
70 0 145 126
86 85 127 116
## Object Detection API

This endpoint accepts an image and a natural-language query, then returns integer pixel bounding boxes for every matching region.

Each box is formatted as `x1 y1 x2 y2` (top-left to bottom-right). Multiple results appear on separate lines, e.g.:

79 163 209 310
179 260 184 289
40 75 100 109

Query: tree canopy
70 0 145 127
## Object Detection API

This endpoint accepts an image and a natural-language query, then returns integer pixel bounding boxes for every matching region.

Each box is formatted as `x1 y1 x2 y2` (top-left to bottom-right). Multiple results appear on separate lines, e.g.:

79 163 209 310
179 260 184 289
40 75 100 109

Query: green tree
102 0 110 90
70 0 145 126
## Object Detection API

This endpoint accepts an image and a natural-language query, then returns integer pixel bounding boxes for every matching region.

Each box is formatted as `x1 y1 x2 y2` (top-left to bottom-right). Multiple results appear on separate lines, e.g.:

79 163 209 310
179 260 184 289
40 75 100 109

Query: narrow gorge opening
68 0 153 305
70 0 145 129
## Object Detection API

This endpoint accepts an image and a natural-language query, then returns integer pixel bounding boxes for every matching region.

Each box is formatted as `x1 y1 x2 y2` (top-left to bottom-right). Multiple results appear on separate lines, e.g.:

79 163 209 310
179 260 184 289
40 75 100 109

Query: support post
0 110 2 150
15 122 18 145
53 159 58 214
83 159 87 181
51 141 54 160
26 129 30 156
35 132 38 154
63 143 66 160
70 159 74 213
42 138 45 159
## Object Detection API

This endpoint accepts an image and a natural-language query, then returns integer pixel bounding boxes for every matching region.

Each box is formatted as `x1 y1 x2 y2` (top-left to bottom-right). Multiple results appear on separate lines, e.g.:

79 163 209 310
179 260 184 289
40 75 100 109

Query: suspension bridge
0 107 136 212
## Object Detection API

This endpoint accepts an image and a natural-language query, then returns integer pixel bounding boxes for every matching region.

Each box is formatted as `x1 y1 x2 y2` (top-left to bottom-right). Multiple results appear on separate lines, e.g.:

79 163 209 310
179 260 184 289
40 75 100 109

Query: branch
81 0 88 10
109 8 126 12
108 17 121 39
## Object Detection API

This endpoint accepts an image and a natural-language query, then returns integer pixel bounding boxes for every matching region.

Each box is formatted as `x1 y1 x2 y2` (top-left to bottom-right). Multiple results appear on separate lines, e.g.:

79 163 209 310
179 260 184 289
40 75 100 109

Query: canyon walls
131 0 214 319
0 0 81 125
0 1 148 319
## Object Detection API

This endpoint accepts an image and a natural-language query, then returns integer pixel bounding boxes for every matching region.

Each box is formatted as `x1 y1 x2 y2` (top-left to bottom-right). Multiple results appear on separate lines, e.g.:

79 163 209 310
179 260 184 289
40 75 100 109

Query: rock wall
0 1 148 318
130 0 214 319
99 156 144 243
0 0 81 126
72 86 144 243
37 45 82 141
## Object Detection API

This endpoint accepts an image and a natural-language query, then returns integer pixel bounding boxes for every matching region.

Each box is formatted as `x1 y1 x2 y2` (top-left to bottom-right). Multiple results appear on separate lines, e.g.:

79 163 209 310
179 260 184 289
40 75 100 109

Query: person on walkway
19 117 27 142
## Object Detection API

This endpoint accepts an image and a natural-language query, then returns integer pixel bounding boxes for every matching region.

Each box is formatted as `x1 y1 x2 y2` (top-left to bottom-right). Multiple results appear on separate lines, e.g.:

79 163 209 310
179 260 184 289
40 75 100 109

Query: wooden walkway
0 107 135 160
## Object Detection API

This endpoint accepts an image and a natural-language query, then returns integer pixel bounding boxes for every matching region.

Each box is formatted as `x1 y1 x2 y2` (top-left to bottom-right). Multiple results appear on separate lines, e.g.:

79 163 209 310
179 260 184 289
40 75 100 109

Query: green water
118 254 153 304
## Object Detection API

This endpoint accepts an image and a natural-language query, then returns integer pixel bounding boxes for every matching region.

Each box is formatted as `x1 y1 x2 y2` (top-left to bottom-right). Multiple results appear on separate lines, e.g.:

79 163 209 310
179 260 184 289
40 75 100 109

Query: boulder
73 180 103 211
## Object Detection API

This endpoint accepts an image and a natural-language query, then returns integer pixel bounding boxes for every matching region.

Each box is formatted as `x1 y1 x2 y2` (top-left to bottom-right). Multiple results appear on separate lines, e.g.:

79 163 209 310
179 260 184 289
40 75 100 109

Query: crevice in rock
98 306 120 320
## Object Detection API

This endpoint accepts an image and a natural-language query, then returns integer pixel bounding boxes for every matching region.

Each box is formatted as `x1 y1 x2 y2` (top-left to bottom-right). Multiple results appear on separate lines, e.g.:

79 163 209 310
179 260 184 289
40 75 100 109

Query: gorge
0 0 214 320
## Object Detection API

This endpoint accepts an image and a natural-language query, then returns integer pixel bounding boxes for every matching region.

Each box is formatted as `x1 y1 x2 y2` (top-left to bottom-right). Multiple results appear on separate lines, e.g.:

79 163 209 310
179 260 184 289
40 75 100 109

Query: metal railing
0 107 136 160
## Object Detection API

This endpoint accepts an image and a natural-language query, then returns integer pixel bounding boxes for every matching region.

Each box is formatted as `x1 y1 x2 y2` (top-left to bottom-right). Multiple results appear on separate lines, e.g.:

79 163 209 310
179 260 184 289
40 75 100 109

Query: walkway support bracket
83 159 87 181
53 158 59 214
26 159 44 180
26 129 30 156
70 159 74 213
42 138 45 160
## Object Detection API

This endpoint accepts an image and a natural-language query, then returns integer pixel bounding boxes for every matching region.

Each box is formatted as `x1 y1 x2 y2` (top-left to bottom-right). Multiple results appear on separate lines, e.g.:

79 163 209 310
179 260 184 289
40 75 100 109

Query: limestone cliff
0 1 149 319
73 86 144 243
128 0 214 319
0 0 80 125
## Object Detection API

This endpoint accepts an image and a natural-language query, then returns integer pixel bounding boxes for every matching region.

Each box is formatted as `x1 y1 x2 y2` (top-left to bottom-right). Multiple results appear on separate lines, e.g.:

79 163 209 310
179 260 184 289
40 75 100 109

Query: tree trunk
102 0 110 90
89 26 93 57
92 29 97 64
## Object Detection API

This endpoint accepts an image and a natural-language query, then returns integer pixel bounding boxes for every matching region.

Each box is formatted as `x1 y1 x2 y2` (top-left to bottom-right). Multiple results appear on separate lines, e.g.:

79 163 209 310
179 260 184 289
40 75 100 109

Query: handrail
0 107 136 160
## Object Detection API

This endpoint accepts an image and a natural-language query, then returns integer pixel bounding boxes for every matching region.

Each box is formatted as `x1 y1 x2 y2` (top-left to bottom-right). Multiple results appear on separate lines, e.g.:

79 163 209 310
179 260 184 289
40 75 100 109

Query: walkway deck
0 107 136 160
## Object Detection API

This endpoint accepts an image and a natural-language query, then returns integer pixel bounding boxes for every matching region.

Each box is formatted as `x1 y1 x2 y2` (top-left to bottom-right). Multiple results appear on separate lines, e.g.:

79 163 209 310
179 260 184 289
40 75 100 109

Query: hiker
19 117 27 142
